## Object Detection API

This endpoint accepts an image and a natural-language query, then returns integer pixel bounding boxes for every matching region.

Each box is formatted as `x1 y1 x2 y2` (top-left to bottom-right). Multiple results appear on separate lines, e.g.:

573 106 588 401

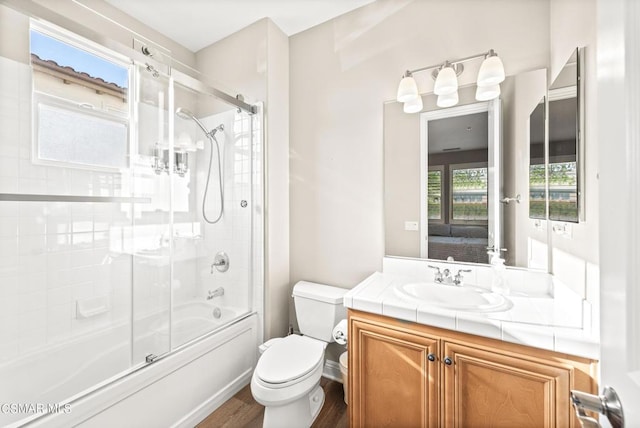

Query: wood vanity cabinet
348 310 598 428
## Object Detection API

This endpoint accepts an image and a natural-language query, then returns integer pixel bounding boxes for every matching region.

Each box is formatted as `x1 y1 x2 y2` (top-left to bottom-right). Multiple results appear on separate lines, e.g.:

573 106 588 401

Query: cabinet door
442 341 574 428
350 317 439 428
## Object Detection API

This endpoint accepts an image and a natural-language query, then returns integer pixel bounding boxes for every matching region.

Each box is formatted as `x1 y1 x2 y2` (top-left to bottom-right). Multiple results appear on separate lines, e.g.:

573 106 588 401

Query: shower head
175 107 212 137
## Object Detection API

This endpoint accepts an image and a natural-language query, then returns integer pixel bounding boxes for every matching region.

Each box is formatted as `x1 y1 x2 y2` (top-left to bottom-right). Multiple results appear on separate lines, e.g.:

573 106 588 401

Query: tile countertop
343 271 600 360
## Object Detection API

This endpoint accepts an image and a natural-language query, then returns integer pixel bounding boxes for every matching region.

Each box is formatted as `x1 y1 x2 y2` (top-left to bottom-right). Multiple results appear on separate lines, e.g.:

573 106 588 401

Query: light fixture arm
405 49 498 76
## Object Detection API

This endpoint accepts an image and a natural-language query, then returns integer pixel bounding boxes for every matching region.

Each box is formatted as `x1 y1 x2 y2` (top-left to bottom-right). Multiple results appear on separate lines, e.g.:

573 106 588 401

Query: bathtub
1 301 259 427
150 300 242 349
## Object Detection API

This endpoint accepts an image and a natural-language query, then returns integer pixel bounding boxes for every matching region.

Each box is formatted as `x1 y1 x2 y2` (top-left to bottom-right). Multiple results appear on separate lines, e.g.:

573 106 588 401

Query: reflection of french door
419 100 501 259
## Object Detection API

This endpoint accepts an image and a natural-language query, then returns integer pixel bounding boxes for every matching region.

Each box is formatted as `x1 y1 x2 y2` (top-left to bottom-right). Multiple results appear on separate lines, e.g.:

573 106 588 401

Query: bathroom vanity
344 260 599 428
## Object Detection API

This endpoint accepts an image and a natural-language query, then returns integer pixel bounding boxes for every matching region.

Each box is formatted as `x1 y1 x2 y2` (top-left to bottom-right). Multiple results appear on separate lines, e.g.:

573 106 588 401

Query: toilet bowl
251 335 326 427
251 281 347 428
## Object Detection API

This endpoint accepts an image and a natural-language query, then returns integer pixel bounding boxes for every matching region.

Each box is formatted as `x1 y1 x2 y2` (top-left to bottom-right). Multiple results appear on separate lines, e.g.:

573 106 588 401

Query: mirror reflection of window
427 166 444 221
529 99 546 219
548 96 578 222
450 164 488 222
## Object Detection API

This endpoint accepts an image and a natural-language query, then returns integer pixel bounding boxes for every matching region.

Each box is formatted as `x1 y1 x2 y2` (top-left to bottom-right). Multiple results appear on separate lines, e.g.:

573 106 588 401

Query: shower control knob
427 353 436 362
240 200 248 208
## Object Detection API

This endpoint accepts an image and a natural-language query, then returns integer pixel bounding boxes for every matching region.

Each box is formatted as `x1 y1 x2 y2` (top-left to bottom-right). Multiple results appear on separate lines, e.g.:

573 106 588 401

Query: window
529 164 546 219
30 23 131 170
548 161 578 222
450 163 488 223
427 166 444 221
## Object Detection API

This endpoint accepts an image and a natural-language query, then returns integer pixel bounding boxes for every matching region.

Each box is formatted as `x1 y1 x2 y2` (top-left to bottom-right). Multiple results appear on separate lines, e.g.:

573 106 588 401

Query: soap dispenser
489 251 509 295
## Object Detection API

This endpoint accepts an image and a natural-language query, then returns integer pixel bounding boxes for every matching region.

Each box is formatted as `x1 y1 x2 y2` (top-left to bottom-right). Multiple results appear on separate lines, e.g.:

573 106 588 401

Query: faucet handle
454 269 472 286
428 265 444 283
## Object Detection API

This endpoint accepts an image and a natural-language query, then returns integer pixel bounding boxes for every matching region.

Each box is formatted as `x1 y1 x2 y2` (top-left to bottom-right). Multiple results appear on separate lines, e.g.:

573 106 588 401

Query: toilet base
262 384 325 428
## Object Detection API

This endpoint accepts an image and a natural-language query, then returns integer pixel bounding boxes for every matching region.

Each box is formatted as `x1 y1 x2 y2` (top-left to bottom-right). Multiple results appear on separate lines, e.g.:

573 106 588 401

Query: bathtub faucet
207 287 225 300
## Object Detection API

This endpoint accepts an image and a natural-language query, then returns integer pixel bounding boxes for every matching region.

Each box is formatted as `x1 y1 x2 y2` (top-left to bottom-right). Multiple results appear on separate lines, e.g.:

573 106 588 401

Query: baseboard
323 359 343 383
173 369 253 428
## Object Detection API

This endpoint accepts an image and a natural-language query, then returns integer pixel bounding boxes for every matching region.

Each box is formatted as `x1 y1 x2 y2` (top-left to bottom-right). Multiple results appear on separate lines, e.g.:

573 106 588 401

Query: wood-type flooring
197 377 347 428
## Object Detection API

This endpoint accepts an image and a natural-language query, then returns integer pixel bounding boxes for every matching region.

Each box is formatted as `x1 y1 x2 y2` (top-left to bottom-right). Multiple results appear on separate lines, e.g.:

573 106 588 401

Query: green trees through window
451 167 488 221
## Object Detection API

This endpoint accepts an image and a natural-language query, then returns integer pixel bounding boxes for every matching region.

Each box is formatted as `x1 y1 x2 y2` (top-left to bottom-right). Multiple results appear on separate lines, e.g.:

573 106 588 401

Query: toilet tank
293 281 347 342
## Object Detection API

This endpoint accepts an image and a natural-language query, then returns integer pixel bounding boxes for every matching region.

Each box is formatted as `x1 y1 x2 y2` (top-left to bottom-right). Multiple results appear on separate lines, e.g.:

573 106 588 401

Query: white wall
196 18 290 340
512 69 548 269
290 0 550 289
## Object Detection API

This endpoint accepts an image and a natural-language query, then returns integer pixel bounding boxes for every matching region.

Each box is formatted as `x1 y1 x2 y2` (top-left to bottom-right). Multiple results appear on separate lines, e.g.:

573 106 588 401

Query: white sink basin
394 282 512 312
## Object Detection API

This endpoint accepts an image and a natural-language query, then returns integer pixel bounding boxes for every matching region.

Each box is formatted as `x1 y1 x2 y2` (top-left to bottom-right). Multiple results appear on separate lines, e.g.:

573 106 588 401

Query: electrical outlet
552 222 572 238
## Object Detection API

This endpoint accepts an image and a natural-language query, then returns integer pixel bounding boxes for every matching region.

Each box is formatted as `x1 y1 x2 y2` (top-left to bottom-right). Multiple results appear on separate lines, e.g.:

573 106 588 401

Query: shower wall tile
0 217 17 237
0 177 17 193
0 342 19 364
19 328 47 354
0 156 18 178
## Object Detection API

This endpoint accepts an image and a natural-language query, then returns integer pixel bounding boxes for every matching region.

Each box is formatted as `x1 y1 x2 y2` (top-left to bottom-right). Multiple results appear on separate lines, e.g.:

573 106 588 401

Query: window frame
30 20 133 172
427 165 445 224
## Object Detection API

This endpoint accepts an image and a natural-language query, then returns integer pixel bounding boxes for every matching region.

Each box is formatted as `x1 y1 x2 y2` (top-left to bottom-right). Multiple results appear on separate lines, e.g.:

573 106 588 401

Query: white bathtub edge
173 368 253 428
22 313 258 428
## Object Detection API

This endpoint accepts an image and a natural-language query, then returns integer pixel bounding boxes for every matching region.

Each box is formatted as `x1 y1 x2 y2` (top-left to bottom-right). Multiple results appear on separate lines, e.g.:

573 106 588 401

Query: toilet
251 281 347 428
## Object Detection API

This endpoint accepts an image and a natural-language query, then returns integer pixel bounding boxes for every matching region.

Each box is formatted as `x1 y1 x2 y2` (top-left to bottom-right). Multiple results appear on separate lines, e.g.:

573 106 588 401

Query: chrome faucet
207 287 225 300
429 266 471 286
454 269 472 286
428 265 451 284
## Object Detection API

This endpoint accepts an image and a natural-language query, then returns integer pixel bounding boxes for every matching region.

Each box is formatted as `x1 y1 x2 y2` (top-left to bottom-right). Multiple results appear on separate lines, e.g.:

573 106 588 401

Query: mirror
529 98 546 220
548 48 581 222
384 69 550 270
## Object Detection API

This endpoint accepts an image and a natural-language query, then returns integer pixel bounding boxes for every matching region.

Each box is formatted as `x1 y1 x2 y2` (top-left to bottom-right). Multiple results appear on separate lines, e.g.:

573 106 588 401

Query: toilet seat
254 335 325 387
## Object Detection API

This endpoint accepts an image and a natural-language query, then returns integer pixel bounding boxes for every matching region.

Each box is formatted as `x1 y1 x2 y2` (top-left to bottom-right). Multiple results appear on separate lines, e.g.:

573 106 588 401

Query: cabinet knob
427 353 436 362
444 356 453 365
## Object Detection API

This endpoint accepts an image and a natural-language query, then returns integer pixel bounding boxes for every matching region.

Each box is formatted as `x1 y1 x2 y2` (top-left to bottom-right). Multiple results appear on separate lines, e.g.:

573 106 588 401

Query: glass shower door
130 61 172 363
170 80 255 349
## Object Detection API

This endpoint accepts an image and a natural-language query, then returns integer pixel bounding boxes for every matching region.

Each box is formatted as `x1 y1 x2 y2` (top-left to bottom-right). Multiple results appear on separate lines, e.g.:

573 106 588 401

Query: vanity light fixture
403 95 424 113
396 71 419 102
433 62 461 96
475 84 501 101
477 49 506 87
437 91 459 108
396 49 505 113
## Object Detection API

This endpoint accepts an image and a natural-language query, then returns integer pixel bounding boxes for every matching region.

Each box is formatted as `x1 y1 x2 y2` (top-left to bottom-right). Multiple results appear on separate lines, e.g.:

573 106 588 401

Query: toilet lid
255 335 325 384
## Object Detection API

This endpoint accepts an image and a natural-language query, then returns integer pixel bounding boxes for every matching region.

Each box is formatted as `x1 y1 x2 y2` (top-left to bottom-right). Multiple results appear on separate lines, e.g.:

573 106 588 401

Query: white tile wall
0 57 136 363
195 110 253 313
552 247 587 297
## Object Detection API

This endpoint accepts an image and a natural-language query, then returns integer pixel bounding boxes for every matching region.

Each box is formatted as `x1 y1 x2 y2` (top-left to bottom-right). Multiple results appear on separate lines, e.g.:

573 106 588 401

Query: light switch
404 221 419 231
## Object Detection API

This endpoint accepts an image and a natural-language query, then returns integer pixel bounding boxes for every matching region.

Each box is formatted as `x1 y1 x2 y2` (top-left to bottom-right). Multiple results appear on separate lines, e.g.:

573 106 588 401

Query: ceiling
427 112 488 154
103 0 376 52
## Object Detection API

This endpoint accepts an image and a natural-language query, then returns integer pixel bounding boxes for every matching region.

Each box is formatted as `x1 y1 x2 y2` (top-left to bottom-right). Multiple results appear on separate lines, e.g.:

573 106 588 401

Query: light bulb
434 66 458 96
475 84 501 101
397 75 419 102
403 96 423 114
477 54 505 87
437 91 459 108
